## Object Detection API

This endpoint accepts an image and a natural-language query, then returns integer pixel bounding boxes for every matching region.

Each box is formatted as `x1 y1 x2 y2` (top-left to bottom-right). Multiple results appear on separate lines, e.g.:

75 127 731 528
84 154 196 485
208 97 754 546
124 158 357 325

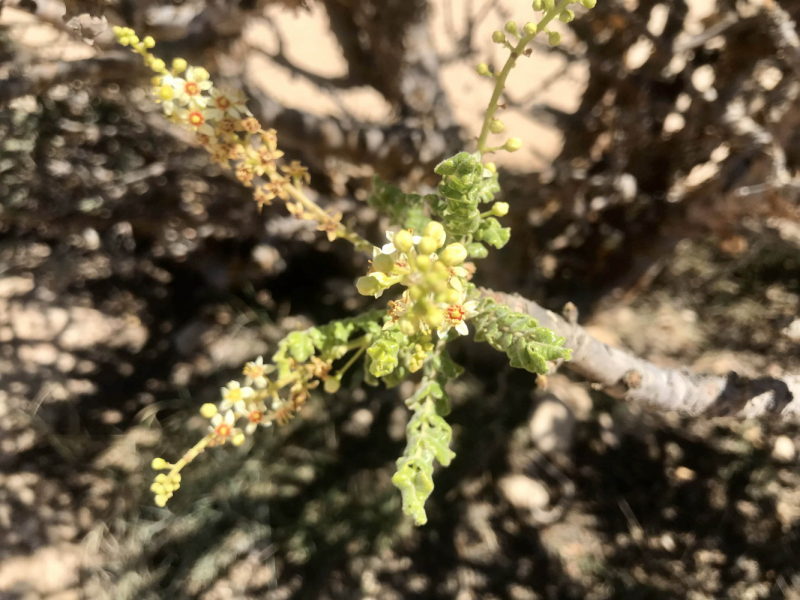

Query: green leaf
368 176 431 231
366 328 403 377
466 242 489 259
475 217 511 249
472 298 572 375
285 331 315 363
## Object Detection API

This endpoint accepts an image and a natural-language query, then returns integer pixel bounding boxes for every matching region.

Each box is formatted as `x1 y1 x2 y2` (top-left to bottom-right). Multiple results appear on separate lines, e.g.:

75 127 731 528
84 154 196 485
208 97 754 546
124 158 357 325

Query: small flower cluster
113 27 347 238
356 221 478 339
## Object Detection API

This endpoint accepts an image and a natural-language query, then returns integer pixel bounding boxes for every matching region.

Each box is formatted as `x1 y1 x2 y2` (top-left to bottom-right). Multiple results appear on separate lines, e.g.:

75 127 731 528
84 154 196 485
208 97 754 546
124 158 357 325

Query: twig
480 289 800 420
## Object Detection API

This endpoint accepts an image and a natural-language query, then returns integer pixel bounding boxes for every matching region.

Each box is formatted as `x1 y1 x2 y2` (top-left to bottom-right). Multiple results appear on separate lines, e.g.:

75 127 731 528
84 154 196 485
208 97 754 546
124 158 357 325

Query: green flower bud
151 58 166 72
492 202 509 217
426 307 444 327
423 221 447 247
533 0 543 10
399 317 418 336
417 236 439 256
151 457 168 470
580 0 596 7
489 119 505 134
548 31 562 46
505 138 523 152
394 229 414 253
413 299 429 317
416 255 431 271
172 57 188 73
143 36 156 48
559 9 574 23
492 30 506 44
433 261 450 278
324 377 341 393
154 494 168 507
443 289 462 304
476 63 491 76
150 482 165 495
372 253 395 273
505 21 518 35
544 0 555 9
439 243 468 266
484 162 497 173
524 22 538 35
356 275 382 297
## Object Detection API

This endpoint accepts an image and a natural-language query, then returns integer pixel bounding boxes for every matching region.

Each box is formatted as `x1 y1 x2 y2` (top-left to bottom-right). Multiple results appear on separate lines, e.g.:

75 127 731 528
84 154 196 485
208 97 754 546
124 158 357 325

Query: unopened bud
476 63 491 76
489 119 505 134
151 58 166 72
426 307 444 327
533 0 543 10
324 377 341 394
505 21 518 35
415 255 431 271
143 36 156 48
232 433 246 446
200 403 218 418
172 57 188 73
492 30 506 44
559 9 575 23
393 229 414 253
151 457 168 470
544 0 555 9
399 317 418 336
417 236 439 256
372 253 395 273
439 243 468 266
409 285 424 300
154 495 168 507
492 202 509 217
423 221 446 247
193 67 210 82
484 162 497 173
524 22 538 35
580 0 597 7
505 137 523 152
548 31 562 46
356 275 382 296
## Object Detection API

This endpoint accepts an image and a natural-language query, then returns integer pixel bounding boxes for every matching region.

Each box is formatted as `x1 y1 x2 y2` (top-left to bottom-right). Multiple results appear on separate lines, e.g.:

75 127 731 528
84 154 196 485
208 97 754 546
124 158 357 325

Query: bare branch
480 289 800 420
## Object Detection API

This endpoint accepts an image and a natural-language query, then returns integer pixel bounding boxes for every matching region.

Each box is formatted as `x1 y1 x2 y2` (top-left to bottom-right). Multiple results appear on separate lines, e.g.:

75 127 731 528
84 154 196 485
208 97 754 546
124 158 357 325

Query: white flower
243 356 275 389
205 86 251 121
438 300 478 337
243 401 269 434
219 381 254 411
176 67 212 107
209 409 237 438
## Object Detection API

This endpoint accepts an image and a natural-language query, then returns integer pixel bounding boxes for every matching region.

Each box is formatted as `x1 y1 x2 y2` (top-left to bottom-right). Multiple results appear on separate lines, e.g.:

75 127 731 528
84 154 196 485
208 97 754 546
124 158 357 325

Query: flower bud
155 474 167 483
524 22 538 35
324 377 341 394
439 243 468 266
372 253 395 273
423 221 446 247
492 30 506 44
393 229 414 253
193 67 210 81
151 58 166 72
492 202 509 217
417 236 439 256
154 495 168 507
426 307 444 327
409 285 424 300
143 36 156 48
172 57 188 73
476 63 491 76
559 9 574 23
200 403 218 418
399 317 418 336
544 0 555 9
548 31 562 46
443 289 462 305
415 255 431 271
413 299 429 317
150 482 165 495
151 457 168 470
484 162 497 173
580 0 596 7
356 275 382 296
505 21 518 35
505 138 523 152
232 433 246 446
489 119 505 134
532 0 543 10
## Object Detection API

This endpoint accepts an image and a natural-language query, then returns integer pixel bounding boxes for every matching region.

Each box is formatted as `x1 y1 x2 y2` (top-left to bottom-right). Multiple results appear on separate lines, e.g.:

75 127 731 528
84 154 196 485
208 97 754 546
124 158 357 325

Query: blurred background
2 0 800 597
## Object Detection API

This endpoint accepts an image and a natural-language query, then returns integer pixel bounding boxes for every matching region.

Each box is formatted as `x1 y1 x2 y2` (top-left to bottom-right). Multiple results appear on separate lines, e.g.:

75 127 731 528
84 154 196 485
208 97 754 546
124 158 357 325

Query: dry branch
481 289 800 420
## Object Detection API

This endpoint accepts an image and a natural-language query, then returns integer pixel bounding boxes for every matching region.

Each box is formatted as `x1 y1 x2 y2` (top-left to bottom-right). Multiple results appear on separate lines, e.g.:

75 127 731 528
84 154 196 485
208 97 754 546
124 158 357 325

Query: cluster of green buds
357 221 479 339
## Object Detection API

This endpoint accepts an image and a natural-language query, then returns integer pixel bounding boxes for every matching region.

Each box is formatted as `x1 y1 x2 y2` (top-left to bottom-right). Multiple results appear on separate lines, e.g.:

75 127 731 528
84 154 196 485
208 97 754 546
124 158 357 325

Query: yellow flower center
215 423 232 437
444 305 466 323
184 81 199 96
159 86 175 101
216 96 231 109
248 411 262 423
188 111 205 126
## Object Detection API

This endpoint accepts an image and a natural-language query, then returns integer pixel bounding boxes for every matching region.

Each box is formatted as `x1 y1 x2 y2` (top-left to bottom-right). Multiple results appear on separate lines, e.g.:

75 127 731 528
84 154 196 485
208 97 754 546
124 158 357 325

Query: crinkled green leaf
475 217 511 249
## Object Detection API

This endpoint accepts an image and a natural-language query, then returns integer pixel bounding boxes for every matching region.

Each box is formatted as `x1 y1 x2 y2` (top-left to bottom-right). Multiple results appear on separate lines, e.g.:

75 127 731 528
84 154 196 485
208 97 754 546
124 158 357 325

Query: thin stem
284 185 373 252
169 435 212 478
476 0 573 154
333 341 370 380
